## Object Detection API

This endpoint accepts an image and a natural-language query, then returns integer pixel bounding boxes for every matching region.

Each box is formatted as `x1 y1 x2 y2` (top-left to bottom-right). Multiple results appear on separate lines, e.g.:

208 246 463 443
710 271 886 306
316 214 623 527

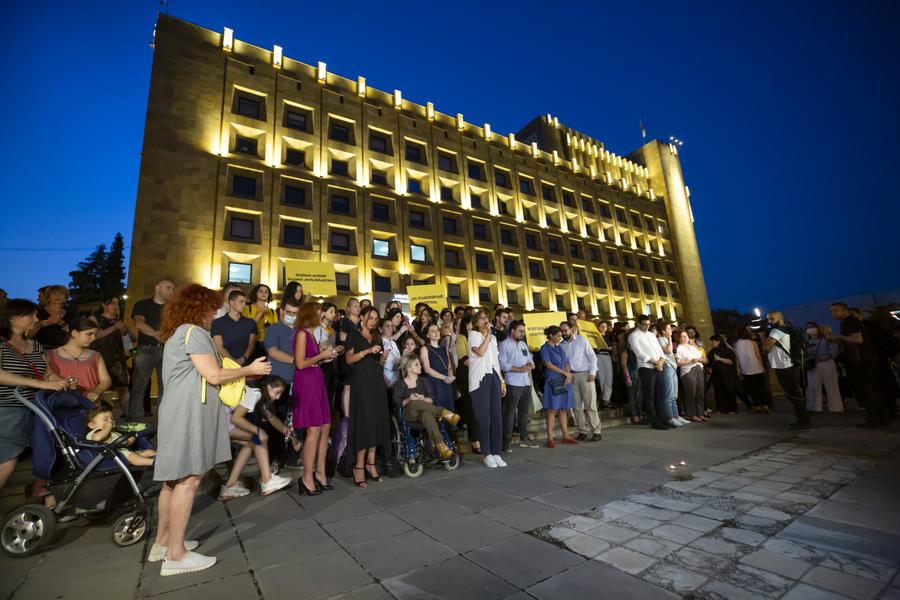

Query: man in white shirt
628 315 670 430
764 311 812 430
560 322 601 441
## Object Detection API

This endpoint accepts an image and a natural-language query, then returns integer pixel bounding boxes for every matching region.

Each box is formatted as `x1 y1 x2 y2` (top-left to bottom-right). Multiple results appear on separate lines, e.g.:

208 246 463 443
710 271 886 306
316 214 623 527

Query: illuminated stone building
127 15 713 333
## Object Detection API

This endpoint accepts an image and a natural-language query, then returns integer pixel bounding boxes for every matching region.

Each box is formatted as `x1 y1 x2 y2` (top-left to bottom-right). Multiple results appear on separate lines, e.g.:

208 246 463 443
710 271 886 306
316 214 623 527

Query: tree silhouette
68 232 127 305
102 233 126 299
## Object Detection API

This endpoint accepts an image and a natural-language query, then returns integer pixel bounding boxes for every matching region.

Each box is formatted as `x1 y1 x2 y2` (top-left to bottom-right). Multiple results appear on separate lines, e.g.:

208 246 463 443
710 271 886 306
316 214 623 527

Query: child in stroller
85 403 157 466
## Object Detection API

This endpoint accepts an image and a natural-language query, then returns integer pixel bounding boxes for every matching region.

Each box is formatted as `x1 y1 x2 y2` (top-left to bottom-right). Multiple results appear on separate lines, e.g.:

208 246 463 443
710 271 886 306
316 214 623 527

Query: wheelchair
390 398 461 478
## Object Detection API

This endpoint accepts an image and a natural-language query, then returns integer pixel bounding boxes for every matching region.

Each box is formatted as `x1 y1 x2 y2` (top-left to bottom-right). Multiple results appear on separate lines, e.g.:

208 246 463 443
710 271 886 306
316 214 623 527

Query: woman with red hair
151 284 271 576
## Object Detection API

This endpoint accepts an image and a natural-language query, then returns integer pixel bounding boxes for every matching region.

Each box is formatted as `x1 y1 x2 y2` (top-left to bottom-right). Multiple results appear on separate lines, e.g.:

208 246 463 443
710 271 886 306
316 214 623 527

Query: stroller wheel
2 503 57 558
111 511 148 547
402 461 424 478
443 453 461 471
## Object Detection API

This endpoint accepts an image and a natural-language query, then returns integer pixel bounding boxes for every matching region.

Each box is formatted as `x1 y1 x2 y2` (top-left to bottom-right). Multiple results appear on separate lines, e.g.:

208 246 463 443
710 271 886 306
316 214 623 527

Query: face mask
283 314 297 326
806 328 817 336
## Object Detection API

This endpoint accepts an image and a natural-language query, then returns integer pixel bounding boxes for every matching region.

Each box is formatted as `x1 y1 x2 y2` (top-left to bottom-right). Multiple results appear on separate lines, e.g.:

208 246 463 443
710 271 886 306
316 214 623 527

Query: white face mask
283 314 297 326
806 328 817 336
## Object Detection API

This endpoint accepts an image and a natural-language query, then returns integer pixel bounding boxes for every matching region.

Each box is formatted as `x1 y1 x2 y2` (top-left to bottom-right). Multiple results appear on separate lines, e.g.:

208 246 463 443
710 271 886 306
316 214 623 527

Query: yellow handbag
185 325 245 408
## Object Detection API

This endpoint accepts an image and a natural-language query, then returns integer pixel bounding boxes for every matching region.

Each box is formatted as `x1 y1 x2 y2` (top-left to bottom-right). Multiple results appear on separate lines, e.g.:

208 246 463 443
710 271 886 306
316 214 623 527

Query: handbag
804 341 819 371
550 379 568 396
185 325 244 407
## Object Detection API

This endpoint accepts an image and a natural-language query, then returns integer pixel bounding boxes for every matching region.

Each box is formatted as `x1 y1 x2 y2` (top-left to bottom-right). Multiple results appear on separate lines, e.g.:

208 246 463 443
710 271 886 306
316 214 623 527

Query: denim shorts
0 405 32 463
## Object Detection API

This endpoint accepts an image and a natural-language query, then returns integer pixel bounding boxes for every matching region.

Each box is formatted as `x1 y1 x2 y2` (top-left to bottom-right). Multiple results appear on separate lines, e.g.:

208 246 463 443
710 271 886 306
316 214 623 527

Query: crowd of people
0 282 898 575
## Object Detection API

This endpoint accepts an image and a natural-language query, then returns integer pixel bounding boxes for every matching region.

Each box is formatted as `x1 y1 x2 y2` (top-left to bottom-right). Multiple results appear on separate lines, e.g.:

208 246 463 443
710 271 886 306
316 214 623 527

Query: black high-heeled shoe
365 462 383 482
298 478 322 496
314 475 333 491
352 466 368 487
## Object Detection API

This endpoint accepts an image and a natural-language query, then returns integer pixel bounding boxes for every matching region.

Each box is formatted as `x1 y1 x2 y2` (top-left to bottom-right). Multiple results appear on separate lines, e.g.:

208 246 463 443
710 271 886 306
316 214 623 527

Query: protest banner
284 260 337 297
523 311 567 351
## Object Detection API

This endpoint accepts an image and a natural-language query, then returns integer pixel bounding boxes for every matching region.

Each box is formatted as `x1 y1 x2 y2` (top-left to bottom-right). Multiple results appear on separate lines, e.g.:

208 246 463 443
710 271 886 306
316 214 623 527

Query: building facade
127 15 713 334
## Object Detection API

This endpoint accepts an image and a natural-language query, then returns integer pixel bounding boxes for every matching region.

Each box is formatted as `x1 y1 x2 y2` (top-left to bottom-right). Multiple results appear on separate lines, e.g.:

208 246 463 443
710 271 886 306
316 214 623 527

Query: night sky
2 1 898 312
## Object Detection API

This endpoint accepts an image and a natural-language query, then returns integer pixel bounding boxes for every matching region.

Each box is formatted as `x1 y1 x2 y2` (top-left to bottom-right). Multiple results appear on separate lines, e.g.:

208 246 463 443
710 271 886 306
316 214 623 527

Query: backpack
773 325 806 371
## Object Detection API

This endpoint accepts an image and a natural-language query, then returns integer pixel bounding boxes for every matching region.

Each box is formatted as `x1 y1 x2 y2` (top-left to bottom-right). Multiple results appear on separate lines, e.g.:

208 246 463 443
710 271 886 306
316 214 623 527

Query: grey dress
154 323 231 481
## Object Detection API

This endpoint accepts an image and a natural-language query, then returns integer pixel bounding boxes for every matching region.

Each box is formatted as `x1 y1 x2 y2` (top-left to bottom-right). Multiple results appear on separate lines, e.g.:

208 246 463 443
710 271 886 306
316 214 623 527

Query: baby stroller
1 389 154 557
390 396 461 478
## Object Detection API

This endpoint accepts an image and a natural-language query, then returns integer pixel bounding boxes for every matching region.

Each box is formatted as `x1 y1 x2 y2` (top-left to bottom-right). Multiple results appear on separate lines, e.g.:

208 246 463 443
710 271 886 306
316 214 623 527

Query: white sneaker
260 474 292 496
218 483 250 500
483 455 498 468
493 455 507 467
678 417 690 425
148 540 199 563
160 551 217 576
669 418 684 427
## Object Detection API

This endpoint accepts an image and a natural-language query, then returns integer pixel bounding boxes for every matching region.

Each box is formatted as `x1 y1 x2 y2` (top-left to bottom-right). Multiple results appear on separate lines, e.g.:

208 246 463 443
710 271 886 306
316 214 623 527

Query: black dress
709 345 739 412
347 329 391 452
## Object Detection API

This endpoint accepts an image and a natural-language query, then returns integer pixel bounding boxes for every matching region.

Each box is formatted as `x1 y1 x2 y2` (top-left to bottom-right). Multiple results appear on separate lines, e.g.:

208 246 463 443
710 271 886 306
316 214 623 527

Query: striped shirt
0 340 48 405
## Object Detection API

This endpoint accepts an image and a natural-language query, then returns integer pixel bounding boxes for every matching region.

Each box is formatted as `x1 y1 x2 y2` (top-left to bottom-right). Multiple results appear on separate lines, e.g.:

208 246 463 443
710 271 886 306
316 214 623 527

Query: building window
569 243 581 258
332 160 350 177
405 143 425 164
410 210 427 229
562 192 575 207
372 202 390 222
498 200 510 215
473 222 488 240
285 110 308 131
503 257 517 275
372 239 390 258
616 207 627 222
442 217 458 235
593 272 606 288
440 186 454 202
611 275 623 291
235 136 258 156
228 262 252 284
669 283 680 299
283 184 306 207
232 174 257 198
468 162 484 181
643 279 654 294
533 291 543 307
551 265 565 282
623 254 635 269
470 194 482 209
230 217 255 240
589 247 600 262
529 261 543 279
236 97 261 119
606 251 618 266
475 253 491 272
525 233 539 250
653 261 663 275
285 148 305 166
373 274 392 292
336 272 351 292
283 224 306 247
541 186 555 201
581 197 594 213
556 295 567 311
573 269 586 285
507 289 519 305
329 121 351 144
330 231 352 254
500 229 515 246
657 281 667 296
548 238 561 255
666 262 676 276
410 243 427 263
479 286 491 303
495 169 511 188
438 153 457 173
369 133 389 154
599 203 612 218
371 170 388 186
448 283 462 301
639 257 649 272
627 278 639 293
444 248 461 268
519 177 535 195
407 178 422 195
576 296 585 311
330 194 351 214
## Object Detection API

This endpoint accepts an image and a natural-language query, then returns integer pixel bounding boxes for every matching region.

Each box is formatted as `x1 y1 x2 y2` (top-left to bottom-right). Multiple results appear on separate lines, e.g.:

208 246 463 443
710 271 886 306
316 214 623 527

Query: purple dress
292 329 331 428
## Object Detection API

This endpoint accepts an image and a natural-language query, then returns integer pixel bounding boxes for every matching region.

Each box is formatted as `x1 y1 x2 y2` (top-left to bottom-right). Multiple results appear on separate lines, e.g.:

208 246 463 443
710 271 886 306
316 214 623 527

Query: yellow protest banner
523 312 567 351
284 260 336 297
577 319 609 350
406 284 447 310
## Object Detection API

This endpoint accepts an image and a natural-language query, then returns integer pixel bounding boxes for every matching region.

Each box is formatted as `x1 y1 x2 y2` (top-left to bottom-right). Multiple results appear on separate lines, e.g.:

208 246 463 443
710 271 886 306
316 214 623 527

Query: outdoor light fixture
357 76 366 97
394 90 402 109
456 113 465 131
553 150 560 165
426 102 434 120
272 45 282 68
508 133 516 149
572 157 579 172
317 61 327 83
483 123 492 139
222 27 234 51
531 142 539 157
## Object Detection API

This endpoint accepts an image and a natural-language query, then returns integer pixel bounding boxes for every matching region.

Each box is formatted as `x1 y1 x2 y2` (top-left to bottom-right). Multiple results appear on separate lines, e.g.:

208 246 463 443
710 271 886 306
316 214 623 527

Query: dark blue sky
2 1 898 311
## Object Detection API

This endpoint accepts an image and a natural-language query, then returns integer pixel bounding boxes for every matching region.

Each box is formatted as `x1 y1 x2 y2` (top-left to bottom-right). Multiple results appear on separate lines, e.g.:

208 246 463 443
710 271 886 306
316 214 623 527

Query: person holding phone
345 306 390 486
468 310 507 468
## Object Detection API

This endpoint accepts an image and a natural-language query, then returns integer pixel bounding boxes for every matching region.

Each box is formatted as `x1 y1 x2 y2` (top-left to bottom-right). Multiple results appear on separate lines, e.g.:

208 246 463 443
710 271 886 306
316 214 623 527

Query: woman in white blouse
675 330 708 422
468 310 507 468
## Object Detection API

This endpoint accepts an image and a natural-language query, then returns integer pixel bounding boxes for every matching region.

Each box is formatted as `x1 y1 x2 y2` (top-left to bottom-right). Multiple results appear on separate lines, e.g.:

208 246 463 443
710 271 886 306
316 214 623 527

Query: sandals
365 462 384 482
352 467 368 488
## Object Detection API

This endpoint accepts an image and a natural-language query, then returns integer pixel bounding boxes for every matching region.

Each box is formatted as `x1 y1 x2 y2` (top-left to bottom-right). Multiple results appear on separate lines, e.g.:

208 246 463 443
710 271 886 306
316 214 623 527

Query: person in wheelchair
392 355 461 461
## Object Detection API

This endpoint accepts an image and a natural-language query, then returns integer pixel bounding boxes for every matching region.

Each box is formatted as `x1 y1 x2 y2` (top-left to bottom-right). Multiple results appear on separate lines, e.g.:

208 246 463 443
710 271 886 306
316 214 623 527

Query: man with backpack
763 310 812 431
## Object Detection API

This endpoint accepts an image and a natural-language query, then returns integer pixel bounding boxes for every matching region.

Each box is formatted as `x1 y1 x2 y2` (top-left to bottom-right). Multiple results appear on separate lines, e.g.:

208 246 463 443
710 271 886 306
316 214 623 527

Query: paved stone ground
1 408 898 600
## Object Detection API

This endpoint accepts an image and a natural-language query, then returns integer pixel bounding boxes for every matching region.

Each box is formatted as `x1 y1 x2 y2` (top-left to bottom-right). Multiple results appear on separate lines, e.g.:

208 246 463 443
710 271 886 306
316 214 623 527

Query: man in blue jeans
628 315 670 430
498 321 540 450
128 279 174 419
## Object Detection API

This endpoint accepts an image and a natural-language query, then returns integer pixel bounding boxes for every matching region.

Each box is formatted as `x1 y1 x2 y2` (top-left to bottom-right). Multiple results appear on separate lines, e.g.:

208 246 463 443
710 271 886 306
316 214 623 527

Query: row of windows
224 260 678 315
